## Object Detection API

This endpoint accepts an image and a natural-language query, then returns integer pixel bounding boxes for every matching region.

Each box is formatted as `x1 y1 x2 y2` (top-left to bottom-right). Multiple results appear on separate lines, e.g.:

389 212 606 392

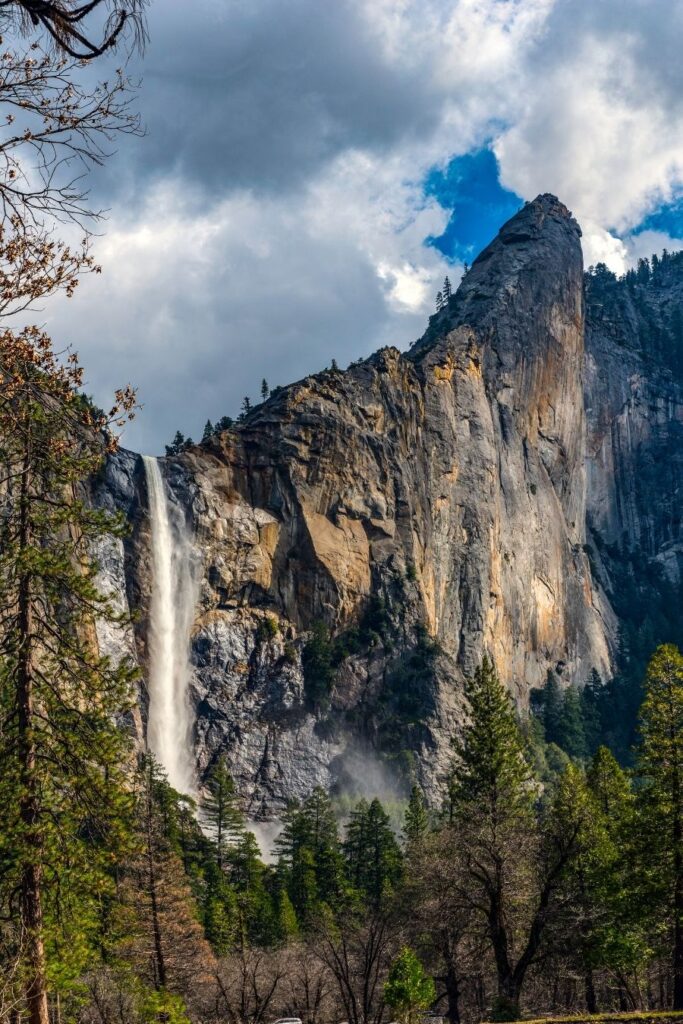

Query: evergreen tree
331 358 340 372
450 657 532 815
559 686 587 759
260 379 269 402
202 419 214 442
165 430 185 457
442 276 452 300
587 745 633 819
344 798 402 909
274 882 299 941
542 670 564 746
403 786 429 846
0 329 138 1024
544 764 609 1013
230 831 277 945
121 759 215 1006
202 756 245 870
215 415 234 432
435 290 444 312
384 947 435 1024
275 790 345 924
300 787 345 910
449 656 562 1017
637 644 683 1008
240 396 252 419
637 256 651 284
584 746 647 1007
202 860 238 955
302 622 335 710
580 670 603 757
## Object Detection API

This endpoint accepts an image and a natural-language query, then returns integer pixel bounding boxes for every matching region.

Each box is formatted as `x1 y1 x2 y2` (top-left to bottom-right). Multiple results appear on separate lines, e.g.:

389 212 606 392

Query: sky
33 0 683 453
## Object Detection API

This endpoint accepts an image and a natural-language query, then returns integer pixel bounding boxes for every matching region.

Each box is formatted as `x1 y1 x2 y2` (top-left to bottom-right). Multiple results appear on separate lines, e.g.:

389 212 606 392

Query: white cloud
45 156 453 452
44 0 683 448
494 3 683 265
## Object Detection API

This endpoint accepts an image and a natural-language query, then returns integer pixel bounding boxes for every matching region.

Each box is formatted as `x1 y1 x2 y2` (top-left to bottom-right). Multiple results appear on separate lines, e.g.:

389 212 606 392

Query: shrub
255 615 278 644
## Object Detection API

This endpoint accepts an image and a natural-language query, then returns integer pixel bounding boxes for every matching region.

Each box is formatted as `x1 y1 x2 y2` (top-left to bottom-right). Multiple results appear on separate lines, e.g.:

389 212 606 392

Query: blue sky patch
635 195 683 239
425 148 522 263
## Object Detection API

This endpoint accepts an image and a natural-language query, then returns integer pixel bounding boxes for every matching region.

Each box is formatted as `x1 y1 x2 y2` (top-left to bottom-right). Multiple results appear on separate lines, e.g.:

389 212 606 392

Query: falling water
142 455 197 795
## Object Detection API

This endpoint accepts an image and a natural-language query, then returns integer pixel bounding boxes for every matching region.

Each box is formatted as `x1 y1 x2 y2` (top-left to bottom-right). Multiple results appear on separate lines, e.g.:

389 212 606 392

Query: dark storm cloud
96 0 441 206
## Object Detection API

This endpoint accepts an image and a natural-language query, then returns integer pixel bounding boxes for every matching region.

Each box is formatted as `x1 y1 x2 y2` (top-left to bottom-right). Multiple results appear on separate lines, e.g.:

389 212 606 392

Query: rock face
100 194 683 814
583 262 683 580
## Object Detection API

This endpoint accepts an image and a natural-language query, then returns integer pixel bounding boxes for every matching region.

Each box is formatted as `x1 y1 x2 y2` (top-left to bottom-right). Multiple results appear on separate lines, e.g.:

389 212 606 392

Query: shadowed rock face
97 193 682 814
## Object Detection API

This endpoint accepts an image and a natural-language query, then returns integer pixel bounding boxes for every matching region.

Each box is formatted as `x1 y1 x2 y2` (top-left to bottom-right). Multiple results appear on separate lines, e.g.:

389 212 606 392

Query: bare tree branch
0 1 149 60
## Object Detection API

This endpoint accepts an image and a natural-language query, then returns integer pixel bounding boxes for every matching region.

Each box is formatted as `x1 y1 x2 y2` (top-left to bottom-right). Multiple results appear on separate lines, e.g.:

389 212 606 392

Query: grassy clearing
518 1013 683 1024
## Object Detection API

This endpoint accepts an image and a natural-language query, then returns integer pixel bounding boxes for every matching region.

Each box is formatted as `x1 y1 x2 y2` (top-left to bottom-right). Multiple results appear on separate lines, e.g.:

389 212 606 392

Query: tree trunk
17 439 49 1024
674 758 683 1009
444 960 461 1024
584 969 597 1015
489 885 516 1013
145 788 167 990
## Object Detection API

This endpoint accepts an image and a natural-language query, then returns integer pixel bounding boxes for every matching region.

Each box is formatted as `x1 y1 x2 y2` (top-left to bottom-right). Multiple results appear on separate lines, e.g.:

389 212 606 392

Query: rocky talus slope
96 194 683 815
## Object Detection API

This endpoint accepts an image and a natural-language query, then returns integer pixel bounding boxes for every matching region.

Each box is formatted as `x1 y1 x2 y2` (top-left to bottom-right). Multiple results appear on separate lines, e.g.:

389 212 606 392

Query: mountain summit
99 197 683 812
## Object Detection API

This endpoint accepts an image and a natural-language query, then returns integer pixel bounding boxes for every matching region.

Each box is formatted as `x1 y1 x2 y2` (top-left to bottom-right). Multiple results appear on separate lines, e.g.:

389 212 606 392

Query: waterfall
142 455 197 795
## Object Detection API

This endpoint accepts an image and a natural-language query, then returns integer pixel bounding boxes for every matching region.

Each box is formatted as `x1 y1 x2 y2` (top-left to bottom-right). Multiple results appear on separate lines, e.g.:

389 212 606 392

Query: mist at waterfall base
143 455 199 795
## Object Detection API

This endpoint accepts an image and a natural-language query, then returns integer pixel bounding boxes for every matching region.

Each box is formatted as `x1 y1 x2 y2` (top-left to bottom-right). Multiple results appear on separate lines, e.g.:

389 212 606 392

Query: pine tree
230 831 277 945
202 756 245 869
241 396 252 417
260 379 269 402
637 644 683 1008
451 656 532 815
542 670 564 747
442 276 452 300
559 686 587 759
275 792 345 925
165 430 186 457
435 290 444 312
580 670 603 757
300 787 345 910
403 786 429 846
344 798 402 909
637 257 651 284
0 328 138 1024
544 764 609 1013
202 860 238 955
584 745 644 993
202 420 214 442
121 759 215 1006
449 657 548 1016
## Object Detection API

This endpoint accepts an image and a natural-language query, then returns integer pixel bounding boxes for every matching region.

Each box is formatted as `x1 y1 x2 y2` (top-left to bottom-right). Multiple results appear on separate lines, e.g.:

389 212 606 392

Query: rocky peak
103 196 683 814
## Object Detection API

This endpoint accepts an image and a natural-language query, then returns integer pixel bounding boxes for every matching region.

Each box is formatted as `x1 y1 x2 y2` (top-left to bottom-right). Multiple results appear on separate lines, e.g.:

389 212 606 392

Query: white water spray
143 455 197 794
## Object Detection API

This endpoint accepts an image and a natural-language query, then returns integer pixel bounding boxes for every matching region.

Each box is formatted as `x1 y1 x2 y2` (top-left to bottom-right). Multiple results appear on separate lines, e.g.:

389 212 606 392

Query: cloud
494 1 683 264
39 0 683 450
45 159 452 453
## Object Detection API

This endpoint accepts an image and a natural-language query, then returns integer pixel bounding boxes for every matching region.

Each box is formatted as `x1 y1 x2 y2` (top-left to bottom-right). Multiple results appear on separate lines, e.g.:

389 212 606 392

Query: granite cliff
95 194 683 815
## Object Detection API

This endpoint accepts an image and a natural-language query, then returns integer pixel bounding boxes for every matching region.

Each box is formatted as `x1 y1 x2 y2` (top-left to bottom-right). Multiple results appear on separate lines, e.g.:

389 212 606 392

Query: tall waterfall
142 455 197 795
